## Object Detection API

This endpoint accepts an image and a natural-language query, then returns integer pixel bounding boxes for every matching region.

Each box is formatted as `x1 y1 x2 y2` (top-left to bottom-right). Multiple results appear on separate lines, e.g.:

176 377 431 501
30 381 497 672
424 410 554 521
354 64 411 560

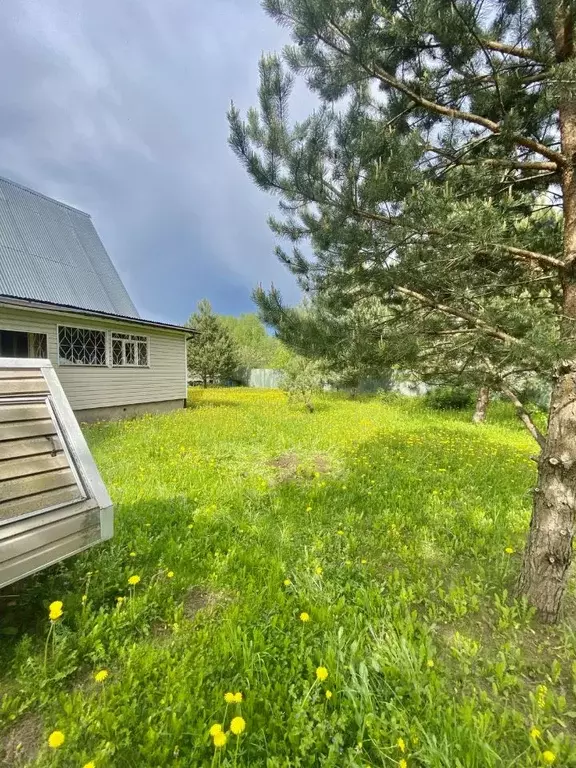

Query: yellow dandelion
128 575 140 586
48 731 65 748
504 547 514 554
316 666 329 682
315 566 323 576
233 692 243 703
94 669 109 683
284 578 292 586
399 760 408 768
209 723 223 736
116 596 125 604
299 612 310 622
224 692 235 704
530 727 541 739
397 737 406 753
306 506 312 512
427 659 434 668
213 731 227 748
542 752 556 765
129 551 136 557
48 601 63 621
83 762 96 768
81 594 88 604
325 690 332 699
337 530 344 535
361 559 367 564
230 716 246 735
167 571 174 579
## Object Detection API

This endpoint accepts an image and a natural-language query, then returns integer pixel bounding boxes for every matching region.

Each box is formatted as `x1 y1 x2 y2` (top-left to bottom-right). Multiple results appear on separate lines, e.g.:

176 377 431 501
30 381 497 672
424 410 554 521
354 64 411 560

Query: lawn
1 389 575 767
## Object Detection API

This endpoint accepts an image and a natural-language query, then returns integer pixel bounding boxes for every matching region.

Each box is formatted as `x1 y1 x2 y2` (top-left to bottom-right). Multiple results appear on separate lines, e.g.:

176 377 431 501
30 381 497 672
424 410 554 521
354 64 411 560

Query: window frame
110 332 150 368
28 332 48 359
57 324 109 367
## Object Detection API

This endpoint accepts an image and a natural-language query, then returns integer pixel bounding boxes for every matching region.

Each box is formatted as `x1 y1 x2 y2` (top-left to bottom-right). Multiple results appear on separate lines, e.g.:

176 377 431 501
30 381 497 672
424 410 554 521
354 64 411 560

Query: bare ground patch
183 586 232 621
0 713 42 767
268 452 332 483
147 587 231 644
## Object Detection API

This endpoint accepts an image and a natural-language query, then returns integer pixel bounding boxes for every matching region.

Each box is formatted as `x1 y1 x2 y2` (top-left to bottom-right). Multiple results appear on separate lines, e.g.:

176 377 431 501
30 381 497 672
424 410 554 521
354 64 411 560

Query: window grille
58 326 107 366
29 333 47 358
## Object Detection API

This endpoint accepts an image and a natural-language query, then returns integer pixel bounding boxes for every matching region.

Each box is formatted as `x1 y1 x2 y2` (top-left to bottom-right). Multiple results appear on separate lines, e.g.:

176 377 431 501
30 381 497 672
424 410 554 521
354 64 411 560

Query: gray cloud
0 0 306 323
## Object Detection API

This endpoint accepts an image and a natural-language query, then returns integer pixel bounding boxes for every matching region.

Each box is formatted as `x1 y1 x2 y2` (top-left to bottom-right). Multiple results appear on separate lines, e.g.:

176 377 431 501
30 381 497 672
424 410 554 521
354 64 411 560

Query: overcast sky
0 0 305 324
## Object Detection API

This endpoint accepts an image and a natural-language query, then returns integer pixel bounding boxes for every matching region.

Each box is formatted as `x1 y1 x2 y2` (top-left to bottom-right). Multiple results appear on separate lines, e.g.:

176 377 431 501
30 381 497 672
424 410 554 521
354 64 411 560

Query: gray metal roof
0 176 139 318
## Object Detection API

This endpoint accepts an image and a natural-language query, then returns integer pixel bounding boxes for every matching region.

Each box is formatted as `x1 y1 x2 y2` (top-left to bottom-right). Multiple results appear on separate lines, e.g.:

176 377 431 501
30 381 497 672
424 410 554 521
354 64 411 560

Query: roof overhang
0 294 197 335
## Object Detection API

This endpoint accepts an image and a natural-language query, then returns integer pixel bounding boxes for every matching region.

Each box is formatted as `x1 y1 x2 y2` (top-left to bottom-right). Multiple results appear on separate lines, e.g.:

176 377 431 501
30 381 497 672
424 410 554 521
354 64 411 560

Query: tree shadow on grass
186 398 241 409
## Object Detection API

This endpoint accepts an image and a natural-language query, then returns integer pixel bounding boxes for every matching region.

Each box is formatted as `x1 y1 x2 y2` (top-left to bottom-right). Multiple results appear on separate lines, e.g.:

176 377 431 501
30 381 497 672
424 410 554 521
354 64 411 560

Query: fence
244 368 284 388
233 368 427 395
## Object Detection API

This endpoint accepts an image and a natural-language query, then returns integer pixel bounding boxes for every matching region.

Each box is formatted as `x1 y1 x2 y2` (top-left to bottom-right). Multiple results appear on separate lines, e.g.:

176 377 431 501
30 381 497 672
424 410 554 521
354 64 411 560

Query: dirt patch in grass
312 454 331 474
268 452 299 470
183 586 229 621
0 713 42 767
268 452 331 483
148 588 233 646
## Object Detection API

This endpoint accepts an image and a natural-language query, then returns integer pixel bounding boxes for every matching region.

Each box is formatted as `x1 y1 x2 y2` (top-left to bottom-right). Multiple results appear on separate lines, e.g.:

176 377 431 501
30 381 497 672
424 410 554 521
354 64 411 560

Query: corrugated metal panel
0 200 27 251
247 369 284 388
0 246 117 312
0 176 139 318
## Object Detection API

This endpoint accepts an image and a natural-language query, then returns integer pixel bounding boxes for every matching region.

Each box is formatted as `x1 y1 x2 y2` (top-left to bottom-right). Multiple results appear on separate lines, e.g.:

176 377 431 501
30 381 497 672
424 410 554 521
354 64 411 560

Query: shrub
425 386 474 411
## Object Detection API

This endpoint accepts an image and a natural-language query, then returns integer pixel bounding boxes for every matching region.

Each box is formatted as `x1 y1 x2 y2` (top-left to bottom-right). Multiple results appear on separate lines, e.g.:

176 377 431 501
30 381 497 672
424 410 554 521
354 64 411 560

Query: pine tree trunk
518 16 576 621
472 387 489 424
519 367 576 621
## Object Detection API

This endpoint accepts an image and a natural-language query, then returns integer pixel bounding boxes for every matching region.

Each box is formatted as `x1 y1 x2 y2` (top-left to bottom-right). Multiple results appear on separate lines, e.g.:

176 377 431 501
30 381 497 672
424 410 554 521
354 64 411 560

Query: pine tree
229 0 576 621
256 293 394 392
187 299 239 387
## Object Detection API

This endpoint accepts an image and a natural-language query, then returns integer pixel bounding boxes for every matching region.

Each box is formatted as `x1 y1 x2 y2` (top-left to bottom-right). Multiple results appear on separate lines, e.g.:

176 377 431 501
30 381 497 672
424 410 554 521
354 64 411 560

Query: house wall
0 305 187 416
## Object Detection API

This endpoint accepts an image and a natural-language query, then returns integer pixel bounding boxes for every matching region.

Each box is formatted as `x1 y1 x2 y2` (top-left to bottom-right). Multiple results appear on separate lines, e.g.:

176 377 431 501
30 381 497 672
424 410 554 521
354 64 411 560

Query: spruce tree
187 299 239 387
229 0 576 621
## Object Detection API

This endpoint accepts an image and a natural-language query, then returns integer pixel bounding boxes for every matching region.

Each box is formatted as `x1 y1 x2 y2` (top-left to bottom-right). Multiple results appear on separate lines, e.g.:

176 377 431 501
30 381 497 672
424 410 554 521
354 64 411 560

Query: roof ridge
0 174 91 217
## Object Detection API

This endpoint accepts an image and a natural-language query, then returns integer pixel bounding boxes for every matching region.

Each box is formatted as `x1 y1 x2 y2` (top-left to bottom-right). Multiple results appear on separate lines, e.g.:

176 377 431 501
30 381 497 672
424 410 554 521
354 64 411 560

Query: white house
0 176 190 421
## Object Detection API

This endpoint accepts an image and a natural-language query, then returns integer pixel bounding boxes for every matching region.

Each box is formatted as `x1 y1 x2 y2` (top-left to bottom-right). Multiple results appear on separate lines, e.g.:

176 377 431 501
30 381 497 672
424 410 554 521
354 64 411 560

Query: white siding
0 305 187 410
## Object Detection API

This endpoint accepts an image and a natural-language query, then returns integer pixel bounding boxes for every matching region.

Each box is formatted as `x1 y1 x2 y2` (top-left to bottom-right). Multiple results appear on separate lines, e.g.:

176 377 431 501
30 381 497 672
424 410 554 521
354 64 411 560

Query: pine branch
319 21 564 166
481 356 546 447
369 61 564 166
496 171 559 190
502 392 545 446
490 244 565 271
394 285 526 347
351 207 564 271
480 39 547 64
448 0 505 115
426 146 558 171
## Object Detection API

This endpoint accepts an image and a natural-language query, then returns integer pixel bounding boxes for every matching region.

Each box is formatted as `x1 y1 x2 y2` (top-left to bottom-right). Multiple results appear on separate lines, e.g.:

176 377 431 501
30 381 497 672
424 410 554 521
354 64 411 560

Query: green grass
1 389 575 767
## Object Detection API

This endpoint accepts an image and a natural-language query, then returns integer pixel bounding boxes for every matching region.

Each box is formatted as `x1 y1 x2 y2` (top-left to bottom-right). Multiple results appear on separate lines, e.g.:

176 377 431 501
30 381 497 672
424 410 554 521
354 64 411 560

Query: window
111 333 148 367
0 331 47 358
29 333 47 358
58 326 107 366
0 330 29 358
